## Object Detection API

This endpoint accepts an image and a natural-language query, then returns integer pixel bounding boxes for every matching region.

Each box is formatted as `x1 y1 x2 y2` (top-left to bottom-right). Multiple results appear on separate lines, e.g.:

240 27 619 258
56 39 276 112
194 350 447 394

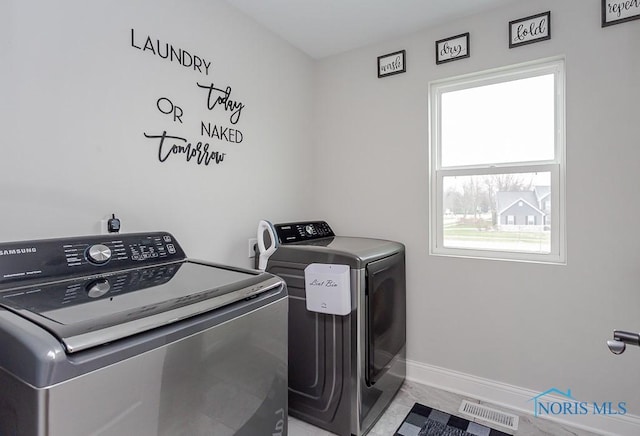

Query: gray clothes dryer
263 221 406 436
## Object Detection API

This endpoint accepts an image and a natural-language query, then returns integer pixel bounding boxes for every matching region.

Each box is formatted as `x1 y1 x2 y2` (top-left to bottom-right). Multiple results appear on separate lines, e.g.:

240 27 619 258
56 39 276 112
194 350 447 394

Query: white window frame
429 57 566 264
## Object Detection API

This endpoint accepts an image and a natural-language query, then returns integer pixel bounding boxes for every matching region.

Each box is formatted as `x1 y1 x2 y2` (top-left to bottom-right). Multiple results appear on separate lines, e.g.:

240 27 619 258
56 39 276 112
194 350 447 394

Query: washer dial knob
87 244 112 264
305 224 315 235
86 279 111 298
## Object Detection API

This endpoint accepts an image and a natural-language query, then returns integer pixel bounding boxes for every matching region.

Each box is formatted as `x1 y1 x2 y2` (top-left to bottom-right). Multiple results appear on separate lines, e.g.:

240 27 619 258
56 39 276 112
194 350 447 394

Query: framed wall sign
509 11 551 48
602 0 640 26
377 50 406 78
435 33 470 65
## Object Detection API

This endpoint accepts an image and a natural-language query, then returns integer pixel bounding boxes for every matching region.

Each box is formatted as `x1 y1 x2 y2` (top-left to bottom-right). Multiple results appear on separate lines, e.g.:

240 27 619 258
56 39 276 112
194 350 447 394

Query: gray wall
2 0 639 429
312 0 640 416
0 0 315 267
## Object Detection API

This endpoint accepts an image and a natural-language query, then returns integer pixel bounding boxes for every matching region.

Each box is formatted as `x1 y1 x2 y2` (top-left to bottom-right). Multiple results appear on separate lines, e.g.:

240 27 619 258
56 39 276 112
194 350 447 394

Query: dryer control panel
275 221 334 243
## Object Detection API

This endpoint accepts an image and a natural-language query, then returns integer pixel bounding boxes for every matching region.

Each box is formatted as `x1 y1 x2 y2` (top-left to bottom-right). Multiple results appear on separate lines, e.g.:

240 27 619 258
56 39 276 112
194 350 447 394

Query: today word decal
196 82 245 125
509 12 551 48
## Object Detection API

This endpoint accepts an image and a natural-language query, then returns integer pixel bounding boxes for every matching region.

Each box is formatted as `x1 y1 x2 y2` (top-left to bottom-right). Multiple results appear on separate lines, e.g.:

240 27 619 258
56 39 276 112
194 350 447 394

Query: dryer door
365 252 406 386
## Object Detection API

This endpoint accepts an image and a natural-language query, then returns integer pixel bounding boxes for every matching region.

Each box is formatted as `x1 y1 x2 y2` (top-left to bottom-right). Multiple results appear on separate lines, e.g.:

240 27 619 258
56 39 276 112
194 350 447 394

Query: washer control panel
275 221 334 243
0 232 185 289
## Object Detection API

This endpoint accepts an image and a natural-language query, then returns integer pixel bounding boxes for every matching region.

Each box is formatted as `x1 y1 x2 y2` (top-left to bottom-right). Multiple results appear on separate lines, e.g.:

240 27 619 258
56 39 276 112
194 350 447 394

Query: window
429 58 565 263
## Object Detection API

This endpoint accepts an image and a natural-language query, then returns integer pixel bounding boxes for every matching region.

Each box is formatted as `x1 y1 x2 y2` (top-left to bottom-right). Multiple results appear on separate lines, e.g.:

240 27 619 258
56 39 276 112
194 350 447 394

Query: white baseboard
405 359 640 436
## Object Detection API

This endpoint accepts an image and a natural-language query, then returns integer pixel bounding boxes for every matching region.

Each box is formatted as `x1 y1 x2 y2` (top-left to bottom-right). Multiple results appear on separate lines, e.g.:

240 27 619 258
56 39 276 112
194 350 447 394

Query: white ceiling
223 0 528 59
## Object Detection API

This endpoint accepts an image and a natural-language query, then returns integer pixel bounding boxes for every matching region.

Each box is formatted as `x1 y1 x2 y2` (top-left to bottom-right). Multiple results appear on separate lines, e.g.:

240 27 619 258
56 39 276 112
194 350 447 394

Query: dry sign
435 33 470 64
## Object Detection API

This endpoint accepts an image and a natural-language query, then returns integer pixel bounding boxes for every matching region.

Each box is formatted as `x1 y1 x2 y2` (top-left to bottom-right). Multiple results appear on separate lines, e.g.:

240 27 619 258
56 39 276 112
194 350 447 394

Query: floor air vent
458 400 519 432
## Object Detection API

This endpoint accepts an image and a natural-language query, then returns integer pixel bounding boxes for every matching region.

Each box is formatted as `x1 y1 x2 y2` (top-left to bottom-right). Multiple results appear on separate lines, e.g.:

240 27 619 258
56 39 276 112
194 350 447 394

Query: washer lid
0 260 281 353
269 236 404 268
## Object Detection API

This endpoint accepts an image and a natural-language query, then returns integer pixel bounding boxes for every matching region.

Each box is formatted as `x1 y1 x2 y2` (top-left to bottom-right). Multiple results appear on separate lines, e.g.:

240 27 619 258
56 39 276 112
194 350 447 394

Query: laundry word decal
130 28 211 75
131 28 247 168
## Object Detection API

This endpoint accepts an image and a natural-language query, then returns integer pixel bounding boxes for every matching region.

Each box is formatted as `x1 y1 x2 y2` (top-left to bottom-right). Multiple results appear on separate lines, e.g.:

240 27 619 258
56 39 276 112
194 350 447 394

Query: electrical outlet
100 219 109 235
248 238 257 258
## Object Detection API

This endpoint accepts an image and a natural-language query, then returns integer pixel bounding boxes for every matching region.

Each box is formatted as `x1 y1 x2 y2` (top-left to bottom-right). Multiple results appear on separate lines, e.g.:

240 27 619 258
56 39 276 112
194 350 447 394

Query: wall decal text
201 123 243 143
131 29 247 168
143 131 226 165
157 97 184 123
131 28 211 75
196 82 245 124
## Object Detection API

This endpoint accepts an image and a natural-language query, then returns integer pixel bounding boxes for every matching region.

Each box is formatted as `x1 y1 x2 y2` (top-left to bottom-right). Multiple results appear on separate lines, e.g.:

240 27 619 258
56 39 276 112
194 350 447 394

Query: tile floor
288 380 604 436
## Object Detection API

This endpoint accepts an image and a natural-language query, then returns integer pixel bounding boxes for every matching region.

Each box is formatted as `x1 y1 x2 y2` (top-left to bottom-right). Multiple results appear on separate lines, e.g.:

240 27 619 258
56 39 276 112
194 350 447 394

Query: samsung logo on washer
0 248 37 256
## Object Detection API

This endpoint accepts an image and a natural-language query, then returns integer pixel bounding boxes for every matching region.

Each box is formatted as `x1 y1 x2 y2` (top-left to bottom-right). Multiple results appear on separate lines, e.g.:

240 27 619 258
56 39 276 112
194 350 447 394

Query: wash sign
529 388 627 417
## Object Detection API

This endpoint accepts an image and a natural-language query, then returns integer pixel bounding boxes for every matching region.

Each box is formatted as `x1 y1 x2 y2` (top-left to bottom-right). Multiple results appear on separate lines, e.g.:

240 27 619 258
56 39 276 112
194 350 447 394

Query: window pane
441 74 555 167
442 172 551 253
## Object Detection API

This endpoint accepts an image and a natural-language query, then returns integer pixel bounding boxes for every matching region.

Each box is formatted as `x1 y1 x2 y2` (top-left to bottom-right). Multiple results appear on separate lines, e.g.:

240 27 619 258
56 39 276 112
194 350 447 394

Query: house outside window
429 58 566 263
